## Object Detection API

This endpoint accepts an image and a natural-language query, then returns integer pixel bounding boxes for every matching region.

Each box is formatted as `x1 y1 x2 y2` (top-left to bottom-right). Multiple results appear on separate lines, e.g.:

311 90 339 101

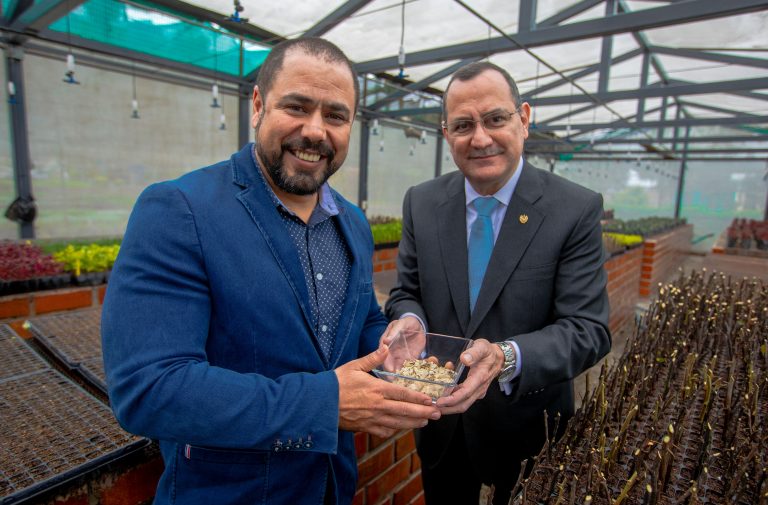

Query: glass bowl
373 330 472 399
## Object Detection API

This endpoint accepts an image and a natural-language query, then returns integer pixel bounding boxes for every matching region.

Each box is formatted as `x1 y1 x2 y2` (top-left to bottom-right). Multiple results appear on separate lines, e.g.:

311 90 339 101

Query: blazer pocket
174 444 268 504
182 444 269 465
510 262 557 281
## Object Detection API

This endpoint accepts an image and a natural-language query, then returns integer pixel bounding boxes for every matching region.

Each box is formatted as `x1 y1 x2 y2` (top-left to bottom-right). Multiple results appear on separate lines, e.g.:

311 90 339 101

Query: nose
469 122 493 149
301 111 327 142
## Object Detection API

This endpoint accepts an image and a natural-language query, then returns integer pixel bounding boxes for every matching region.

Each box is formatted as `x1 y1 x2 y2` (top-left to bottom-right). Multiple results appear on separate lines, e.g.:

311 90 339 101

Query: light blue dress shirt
464 158 524 388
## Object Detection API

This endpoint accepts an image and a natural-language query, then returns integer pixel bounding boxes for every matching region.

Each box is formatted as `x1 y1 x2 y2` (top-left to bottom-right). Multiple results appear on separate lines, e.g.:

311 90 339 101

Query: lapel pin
519 214 529 224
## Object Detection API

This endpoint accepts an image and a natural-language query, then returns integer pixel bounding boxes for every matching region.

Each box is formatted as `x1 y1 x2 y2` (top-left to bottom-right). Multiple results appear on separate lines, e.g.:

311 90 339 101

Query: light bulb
7 81 15 96
212 83 219 100
66 54 76 73
398 46 406 67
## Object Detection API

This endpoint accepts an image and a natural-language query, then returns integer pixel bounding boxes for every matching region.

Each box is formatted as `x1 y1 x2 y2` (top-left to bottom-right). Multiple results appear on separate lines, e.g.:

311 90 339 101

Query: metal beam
369 58 477 111
5 45 35 238
302 0 373 38
537 0 604 28
523 48 643 98
527 134 768 145
618 1 671 85
8 0 85 33
597 0 616 94
531 147 768 154
531 77 768 106
538 102 603 126
37 31 251 85
649 45 768 69
536 115 768 132
142 0 283 44
678 100 765 118
637 49 650 121
354 0 768 73
1 0 24 23
23 41 242 94
552 155 767 162
726 89 768 103
518 0 537 32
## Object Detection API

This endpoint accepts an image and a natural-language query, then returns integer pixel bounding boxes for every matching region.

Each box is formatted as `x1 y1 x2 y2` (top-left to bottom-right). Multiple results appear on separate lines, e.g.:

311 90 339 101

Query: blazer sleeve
512 191 611 398
101 183 340 452
385 186 427 324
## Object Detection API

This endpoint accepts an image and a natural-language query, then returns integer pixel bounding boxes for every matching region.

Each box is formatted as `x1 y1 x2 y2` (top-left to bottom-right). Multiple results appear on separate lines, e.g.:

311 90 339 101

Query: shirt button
316 273 323 280
321 325 328 332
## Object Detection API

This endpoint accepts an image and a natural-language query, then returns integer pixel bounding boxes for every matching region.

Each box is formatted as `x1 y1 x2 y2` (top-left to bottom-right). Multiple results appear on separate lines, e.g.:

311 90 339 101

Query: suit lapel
231 147 317 353
466 163 545 339
328 201 363 367
436 174 471 336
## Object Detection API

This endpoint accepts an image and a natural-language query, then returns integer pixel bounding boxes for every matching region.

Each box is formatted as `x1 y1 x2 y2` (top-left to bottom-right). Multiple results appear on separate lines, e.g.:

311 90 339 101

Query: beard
255 119 340 196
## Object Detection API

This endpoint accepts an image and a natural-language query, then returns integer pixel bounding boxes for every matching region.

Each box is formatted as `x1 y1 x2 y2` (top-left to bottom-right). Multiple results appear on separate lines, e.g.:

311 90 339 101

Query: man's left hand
435 339 504 414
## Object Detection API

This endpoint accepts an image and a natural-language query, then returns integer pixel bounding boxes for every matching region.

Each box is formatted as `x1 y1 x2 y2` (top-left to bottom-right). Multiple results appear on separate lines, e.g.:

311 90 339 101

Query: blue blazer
102 144 387 505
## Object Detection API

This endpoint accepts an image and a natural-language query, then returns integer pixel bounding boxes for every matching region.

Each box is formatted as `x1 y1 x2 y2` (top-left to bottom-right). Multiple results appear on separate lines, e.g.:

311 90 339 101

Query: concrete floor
372 251 767 408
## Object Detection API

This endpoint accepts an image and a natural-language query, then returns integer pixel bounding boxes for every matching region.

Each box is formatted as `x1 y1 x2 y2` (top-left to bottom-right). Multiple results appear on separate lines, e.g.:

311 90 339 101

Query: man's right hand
335 345 440 438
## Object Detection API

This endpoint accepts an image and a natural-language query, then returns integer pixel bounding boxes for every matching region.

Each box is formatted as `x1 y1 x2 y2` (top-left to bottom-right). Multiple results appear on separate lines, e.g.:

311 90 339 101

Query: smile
292 149 322 162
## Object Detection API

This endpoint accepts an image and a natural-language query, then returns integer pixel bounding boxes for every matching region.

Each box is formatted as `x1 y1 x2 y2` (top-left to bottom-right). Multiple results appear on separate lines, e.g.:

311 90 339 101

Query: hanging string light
7 81 17 104
63 2 80 85
211 36 221 108
131 63 139 119
371 118 380 136
397 0 407 78
419 130 428 145
219 111 227 130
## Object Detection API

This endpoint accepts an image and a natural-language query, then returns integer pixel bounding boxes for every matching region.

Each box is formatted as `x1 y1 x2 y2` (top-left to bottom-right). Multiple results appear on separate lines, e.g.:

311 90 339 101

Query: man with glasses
385 61 610 504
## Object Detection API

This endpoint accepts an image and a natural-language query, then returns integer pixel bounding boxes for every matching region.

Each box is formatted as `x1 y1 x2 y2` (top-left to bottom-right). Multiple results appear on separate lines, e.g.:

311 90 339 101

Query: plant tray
0 328 147 504
26 308 107 393
0 327 48 382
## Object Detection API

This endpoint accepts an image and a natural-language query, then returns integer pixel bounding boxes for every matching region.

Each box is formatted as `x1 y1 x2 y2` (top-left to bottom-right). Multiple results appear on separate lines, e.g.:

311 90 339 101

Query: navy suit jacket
386 163 611 481
102 144 387 505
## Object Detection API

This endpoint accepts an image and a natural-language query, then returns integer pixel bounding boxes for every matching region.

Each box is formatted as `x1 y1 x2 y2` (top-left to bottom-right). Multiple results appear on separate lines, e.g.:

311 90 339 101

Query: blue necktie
468 197 499 312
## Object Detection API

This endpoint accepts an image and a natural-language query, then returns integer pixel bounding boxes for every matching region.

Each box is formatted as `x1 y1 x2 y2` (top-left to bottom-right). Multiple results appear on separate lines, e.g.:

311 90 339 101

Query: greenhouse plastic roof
2 0 768 160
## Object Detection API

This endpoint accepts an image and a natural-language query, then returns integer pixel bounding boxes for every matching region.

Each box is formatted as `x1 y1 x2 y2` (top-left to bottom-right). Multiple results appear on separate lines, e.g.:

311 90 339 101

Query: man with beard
102 38 440 505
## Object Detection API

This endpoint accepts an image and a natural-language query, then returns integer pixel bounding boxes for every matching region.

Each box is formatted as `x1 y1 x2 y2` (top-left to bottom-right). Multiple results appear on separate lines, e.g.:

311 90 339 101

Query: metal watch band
496 341 517 384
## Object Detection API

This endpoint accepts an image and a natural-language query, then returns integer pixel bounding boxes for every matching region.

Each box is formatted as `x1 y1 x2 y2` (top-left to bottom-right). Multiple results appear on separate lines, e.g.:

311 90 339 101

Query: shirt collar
251 144 340 218
464 157 524 207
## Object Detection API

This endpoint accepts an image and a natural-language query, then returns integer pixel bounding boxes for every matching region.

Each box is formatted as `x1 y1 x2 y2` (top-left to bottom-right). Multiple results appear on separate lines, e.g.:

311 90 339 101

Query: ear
251 85 264 129
519 102 532 140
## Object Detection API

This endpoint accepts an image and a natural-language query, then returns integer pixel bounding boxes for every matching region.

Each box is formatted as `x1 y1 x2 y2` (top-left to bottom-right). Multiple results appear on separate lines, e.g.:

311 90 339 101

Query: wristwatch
495 341 517 384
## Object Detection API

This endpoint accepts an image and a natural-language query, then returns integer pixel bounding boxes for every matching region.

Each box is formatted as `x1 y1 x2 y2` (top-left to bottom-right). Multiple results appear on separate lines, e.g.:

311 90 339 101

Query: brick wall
604 246 642 333
373 246 398 273
354 431 424 505
0 285 106 336
638 225 693 297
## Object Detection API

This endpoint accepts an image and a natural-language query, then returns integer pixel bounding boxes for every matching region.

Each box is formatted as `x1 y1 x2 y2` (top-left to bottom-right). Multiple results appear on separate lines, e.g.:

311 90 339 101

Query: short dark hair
442 61 521 120
256 37 360 112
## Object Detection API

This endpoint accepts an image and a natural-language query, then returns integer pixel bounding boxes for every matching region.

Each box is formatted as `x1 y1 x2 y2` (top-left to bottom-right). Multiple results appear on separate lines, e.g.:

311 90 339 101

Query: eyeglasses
442 108 520 137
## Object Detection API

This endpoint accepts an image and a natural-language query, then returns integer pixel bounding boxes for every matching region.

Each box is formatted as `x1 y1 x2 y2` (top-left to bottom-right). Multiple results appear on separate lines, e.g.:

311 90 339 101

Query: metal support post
435 131 443 178
238 83 251 149
518 0 537 32
358 118 370 214
5 45 35 238
674 126 690 219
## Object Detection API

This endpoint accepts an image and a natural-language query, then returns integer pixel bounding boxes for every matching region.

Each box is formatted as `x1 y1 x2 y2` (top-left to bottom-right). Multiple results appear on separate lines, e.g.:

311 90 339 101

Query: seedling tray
26 308 107 393
0 326 147 504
